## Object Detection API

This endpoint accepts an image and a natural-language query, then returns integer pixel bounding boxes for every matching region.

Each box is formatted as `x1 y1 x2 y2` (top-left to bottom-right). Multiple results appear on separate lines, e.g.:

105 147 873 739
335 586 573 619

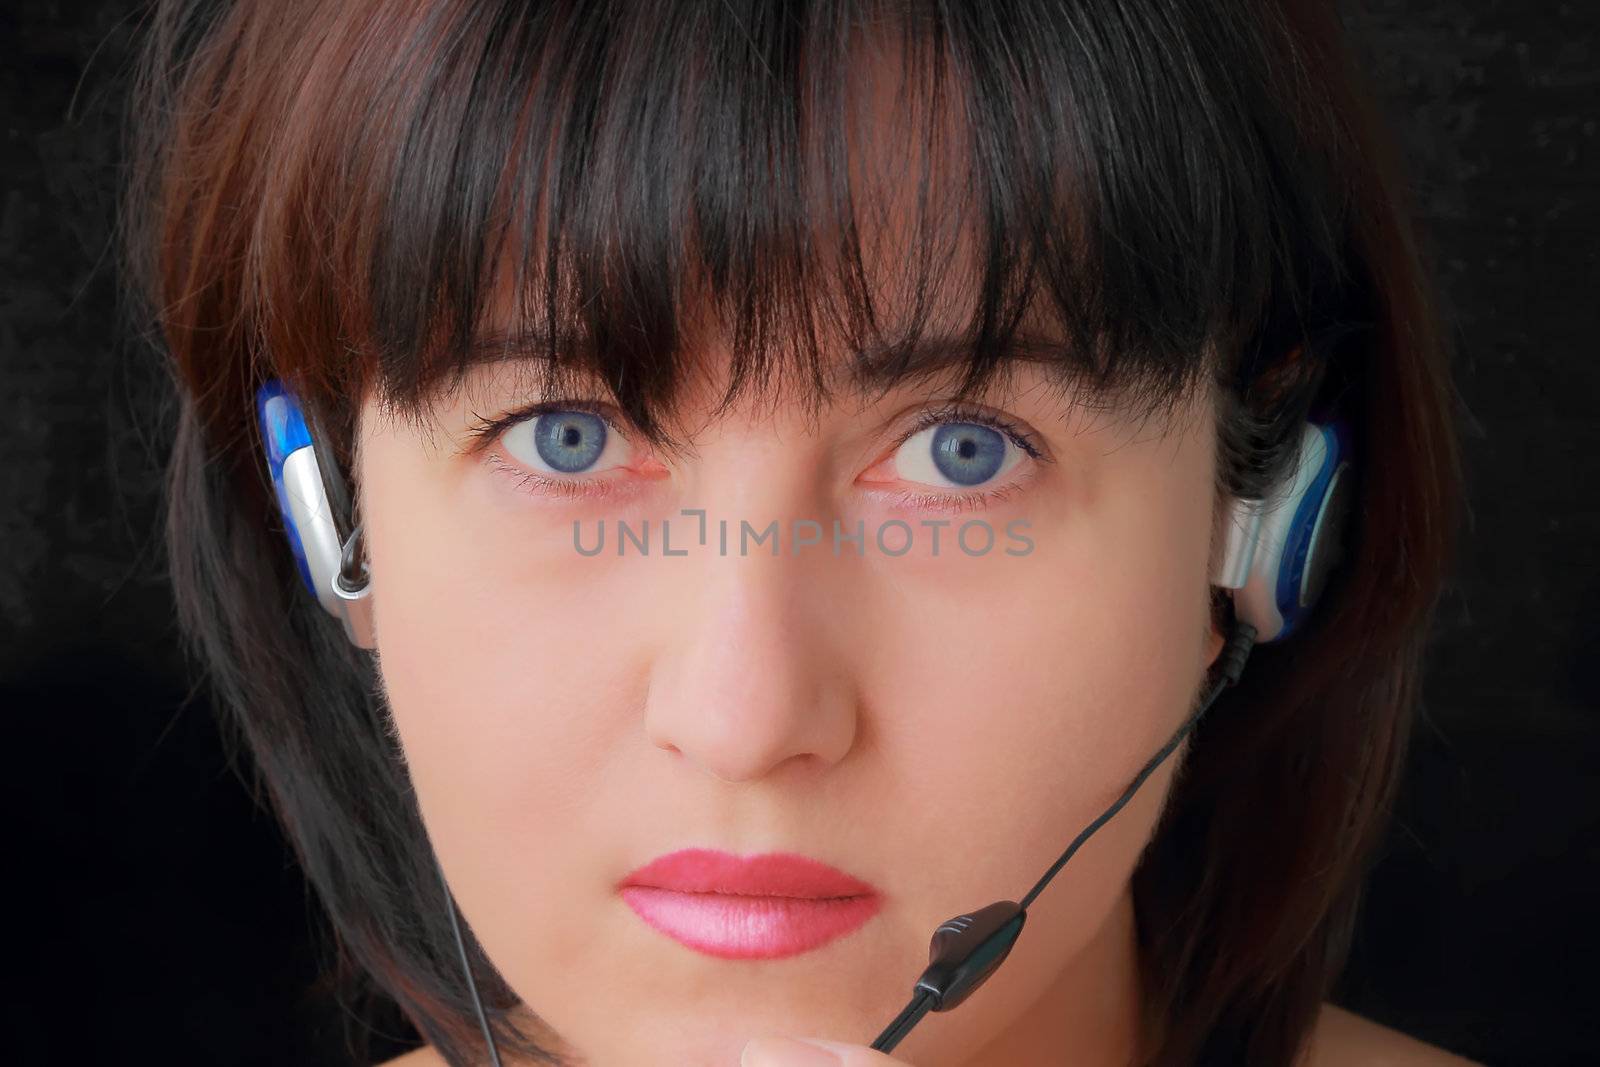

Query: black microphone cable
435 856 505 1067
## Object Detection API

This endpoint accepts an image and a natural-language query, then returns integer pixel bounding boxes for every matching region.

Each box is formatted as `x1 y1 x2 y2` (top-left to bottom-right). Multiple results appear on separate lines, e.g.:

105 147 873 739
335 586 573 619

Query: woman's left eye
890 420 1028 490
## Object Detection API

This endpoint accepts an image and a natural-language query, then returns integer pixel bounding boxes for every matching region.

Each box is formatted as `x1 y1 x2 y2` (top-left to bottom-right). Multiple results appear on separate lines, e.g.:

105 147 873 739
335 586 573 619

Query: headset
256 380 376 649
254 369 1356 1063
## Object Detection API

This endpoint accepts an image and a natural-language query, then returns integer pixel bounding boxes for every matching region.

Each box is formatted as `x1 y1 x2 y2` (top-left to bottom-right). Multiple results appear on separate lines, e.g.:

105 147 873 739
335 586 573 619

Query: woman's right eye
500 410 634 476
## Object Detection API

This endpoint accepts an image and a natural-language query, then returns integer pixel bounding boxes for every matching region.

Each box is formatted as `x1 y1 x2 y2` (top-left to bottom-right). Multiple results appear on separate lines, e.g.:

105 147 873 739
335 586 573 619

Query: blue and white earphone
1214 418 1356 641
255 379 1353 648
256 379 376 649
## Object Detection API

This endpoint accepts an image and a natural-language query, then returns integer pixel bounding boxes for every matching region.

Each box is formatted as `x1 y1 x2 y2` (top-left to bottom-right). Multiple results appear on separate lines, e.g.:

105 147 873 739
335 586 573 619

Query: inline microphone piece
869 620 1259 1054
869 901 1027 1051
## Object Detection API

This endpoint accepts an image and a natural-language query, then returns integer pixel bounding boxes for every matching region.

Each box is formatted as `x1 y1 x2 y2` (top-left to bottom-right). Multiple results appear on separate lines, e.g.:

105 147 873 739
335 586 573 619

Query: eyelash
465 399 1046 509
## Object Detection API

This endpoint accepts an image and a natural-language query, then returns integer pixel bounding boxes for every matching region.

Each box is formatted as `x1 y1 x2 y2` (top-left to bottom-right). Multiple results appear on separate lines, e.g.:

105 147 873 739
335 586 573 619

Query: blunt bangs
226 0 1354 456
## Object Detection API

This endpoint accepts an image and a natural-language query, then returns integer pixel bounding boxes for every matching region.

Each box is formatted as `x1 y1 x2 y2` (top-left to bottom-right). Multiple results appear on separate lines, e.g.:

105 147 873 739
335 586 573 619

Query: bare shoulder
1305 1002 1485 1066
374 1046 447 1067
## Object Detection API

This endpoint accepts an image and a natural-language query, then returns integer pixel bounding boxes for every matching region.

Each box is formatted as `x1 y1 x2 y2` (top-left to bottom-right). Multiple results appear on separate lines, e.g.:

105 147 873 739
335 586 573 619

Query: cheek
375 557 626 822
859 503 1211 887
885 442 1212 845
865 429 1214 805
361 434 646 977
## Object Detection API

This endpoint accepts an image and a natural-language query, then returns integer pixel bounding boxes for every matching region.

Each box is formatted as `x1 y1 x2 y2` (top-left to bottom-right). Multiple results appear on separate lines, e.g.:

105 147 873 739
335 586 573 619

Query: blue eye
501 410 630 475
894 420 1023 489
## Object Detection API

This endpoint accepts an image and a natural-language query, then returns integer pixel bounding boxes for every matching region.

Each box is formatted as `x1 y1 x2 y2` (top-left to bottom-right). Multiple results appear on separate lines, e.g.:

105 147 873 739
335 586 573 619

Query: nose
643 524 861 784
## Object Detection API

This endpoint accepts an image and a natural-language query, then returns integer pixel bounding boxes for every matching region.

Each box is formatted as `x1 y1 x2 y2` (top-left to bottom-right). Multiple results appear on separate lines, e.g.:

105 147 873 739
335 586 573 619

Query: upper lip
620 848 878 899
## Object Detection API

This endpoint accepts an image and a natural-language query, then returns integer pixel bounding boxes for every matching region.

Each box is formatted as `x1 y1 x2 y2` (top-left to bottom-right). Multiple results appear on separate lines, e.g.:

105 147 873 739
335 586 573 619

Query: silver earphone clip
331 523 376 650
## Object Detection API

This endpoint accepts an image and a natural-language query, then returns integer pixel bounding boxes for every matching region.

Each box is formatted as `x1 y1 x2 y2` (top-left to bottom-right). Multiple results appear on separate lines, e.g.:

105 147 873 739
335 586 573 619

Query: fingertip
741 1035 846 1066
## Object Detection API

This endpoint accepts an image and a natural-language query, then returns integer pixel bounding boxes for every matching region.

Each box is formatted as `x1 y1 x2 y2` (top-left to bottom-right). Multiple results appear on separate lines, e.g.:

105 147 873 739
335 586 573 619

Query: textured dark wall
3 2 1595 1065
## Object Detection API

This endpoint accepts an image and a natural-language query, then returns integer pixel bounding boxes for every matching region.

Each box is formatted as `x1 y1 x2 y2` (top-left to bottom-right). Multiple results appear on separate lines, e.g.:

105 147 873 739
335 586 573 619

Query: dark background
3 2 1596 1064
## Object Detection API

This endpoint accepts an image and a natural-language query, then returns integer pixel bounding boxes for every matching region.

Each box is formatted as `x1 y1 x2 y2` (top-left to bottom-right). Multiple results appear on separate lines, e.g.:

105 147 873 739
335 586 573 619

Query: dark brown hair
121 1 1463 1063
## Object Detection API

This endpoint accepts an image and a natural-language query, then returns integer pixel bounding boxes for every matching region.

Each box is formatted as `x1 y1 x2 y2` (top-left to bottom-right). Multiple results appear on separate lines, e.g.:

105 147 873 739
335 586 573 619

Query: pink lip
618 848 882 960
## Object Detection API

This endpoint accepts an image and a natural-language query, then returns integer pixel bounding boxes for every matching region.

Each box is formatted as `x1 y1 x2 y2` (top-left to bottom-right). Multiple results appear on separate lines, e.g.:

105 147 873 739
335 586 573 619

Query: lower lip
620 886 882 959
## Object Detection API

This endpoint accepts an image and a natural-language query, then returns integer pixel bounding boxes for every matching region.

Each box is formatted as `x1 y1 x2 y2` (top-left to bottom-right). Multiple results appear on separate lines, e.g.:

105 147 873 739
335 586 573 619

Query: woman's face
358 318 1228 1063
360 37 1220 1067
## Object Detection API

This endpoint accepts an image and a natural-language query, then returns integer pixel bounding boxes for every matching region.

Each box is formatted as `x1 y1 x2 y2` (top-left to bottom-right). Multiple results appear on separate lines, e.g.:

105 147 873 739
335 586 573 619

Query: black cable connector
873 899 1029 1052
